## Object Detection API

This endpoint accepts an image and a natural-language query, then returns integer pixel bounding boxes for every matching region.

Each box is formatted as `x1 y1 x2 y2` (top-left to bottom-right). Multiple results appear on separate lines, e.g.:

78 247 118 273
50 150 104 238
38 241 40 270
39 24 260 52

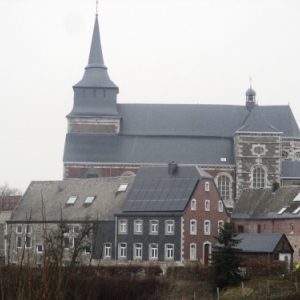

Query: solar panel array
122 178 198 212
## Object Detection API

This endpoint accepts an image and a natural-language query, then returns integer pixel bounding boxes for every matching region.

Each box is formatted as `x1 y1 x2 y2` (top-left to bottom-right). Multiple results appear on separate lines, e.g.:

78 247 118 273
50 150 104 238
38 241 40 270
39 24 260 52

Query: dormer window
67 196 77 205
85 196 95 204
277 207 287 215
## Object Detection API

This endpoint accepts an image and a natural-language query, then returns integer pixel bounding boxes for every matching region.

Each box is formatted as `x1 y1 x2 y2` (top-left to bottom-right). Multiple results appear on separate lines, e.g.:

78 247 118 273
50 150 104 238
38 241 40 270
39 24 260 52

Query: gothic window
217 175 230 201
281 150 289 159
252 166 266 188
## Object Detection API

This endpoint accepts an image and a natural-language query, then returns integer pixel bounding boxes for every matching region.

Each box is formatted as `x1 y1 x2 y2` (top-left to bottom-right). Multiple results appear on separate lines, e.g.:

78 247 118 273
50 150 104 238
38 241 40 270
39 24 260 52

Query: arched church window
253 166 266 188
217 175 230 201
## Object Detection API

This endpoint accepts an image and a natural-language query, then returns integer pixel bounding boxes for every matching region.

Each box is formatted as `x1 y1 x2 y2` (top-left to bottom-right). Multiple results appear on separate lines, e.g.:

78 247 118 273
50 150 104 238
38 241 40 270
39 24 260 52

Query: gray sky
1 0 300 192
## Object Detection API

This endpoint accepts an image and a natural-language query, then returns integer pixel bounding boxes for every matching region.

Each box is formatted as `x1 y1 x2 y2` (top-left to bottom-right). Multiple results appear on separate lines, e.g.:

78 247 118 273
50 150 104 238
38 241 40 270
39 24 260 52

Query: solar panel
177 199 189 210
151 189 163 201
136 190 147 200
165 180 175 189
153 200 164 211
145 200 157 211
122 200 134 211
157 179 168 189
144 190 155 200
172 178 183 189
161 200 172 211
134 180 145 189
167 188 179 200
130 200 142 211
138 201 149 211
188 178 198 188
169 200 181 211
149 179 160 190
127 189 139 200
141 179 152 190
174 189 185 200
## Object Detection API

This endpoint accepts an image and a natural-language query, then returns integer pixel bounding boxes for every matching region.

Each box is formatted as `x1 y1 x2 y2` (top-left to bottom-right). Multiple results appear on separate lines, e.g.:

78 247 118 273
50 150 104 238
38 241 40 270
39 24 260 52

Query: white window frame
216 174 232 202
73 226 80 234
218 220 224 233
204 220 211 235
16 236 22 248
36 245 43 253
191 198 196 211
205 182 210 192
119 219 127 234
252 165 267 189
218 200 224 212
190 219 197 235
134 243 142 260
149 243 158 260
104 243 112 258
165 220 175 235
190 243 197 261
119 243 127 259
134 219 143 234
205 200 210 211
16 225 23 234
165 244 174 260
149 220 158 235
25 225 31 234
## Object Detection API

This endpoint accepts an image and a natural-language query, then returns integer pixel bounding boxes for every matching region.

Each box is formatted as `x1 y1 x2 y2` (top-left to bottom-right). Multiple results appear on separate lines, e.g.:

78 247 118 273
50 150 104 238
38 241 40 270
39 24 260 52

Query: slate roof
120 165 211 213
231 186 300 220
9 177 134 223
234 233 292 253
282 161 300 178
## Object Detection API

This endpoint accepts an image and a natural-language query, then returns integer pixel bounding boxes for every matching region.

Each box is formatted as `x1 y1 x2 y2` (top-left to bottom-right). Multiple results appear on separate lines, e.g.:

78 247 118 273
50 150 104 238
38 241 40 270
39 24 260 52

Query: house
6 164 228 267
63 14 300 209
231 186 300 262
6 176 134 265
215 233 294 270
109 164 229 266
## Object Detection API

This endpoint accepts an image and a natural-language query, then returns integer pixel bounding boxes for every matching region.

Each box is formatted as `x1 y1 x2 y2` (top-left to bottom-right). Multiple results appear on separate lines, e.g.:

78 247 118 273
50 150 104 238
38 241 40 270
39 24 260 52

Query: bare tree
0 182 22 196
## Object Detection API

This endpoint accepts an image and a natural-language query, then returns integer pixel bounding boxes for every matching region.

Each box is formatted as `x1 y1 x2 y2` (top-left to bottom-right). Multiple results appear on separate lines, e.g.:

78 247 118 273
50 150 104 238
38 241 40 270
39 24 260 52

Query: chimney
168 162 178 175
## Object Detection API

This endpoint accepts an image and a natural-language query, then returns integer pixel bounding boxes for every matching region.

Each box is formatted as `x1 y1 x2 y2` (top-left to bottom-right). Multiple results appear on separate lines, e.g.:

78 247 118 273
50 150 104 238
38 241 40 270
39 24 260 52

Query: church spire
73 16 118 89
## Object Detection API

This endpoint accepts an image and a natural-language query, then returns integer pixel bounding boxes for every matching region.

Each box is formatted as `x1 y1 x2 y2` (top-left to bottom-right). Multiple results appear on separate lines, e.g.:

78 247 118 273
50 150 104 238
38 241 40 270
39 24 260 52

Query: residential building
231 186 300 262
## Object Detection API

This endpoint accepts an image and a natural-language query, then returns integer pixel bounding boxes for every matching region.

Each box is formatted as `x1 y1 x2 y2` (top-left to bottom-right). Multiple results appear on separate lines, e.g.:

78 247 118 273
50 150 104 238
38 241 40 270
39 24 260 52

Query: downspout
4 223 7 263
115 216 117 263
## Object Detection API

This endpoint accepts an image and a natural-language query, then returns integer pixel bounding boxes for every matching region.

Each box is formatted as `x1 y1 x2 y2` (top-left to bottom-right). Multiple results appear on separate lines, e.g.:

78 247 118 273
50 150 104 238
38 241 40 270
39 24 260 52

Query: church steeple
245 78 256 111
67 14 121 134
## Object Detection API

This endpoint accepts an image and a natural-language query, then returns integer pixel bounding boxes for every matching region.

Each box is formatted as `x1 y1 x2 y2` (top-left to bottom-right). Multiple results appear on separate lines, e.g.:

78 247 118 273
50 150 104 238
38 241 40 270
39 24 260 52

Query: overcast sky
1 0 300 192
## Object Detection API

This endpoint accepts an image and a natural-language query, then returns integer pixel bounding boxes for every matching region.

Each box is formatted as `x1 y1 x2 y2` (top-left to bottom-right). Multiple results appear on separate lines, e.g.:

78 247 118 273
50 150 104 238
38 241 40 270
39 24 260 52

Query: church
63 15 300 209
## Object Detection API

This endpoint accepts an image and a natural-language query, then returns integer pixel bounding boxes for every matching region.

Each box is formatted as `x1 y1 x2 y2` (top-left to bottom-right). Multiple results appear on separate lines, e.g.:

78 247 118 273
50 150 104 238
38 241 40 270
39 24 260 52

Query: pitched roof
63 134 234 165
235 233 292 253
9 177 134 223
120 165 210 213
282 161 300 178
231 186 300 220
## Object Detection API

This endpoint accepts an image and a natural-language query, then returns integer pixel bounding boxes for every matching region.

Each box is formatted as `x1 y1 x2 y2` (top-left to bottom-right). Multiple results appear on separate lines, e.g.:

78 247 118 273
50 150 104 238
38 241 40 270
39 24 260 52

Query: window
73 237 79 248
257 224 261 233
205 182 210 192
237 225 244 233
281 150 289 159
191 199 196 210
253 146 265 155
190 243 197 261
25 237 31 248
119 219 127 234
104 243 111 258
36 245 43 253
17 236 22 248
25 225 31 234
293 207 300 214
290 223 294 234
149 220 158 234
16 225 22 234
190 220 197 235
253 166 266 188
134 243 142 259
118 184 128 192
119 243 127 259
165 244 174 260
205 200 210 211
204 220 210 235
218 200 223 212
85 245 91 254
149 244 158 260
218 220 224 232
67 196 77 204
64 237 70 249
134 220 143 234
73 226 80 234
165 220 174 235
277 207 287 215
217 175 230 201
85 196 95 204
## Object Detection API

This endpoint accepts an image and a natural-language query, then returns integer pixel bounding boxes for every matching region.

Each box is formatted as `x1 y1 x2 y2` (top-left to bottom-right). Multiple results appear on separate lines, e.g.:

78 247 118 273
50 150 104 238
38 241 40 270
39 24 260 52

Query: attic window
85 196 95 204
293 207 300 214
67 196 77 204
220 157 226 162
293 192 300 202
118 184 128 192
277 207 287 215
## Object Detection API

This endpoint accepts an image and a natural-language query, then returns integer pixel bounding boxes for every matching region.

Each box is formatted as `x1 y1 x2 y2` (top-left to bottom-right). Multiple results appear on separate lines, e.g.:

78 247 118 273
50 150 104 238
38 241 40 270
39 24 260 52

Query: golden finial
96 0 98 16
